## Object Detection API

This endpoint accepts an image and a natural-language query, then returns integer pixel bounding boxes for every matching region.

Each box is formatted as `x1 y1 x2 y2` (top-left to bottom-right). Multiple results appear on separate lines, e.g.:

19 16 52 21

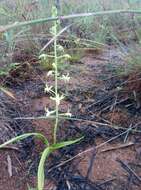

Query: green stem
54 20 59 144
1 10 141 33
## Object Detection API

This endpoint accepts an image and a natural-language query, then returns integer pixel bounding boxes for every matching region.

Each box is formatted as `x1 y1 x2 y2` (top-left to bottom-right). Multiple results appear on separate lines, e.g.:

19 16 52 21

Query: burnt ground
0 44 141 190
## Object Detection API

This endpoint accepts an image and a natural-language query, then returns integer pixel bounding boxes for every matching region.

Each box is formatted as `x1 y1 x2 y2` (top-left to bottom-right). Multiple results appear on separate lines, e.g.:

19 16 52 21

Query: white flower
47 70 54 76
59 109 72 117
64 54 71 59
58 54 71 60
61 73 70 83
52 62 56 69
44 84 53 93
39 54 47 60
50 94 65 106
57 45 64 52
45 108 55 117
64 111 72 117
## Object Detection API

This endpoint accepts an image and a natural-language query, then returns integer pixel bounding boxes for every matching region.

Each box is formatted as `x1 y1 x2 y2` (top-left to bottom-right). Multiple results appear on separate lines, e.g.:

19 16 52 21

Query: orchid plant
0 6 83 190
39 7 72 144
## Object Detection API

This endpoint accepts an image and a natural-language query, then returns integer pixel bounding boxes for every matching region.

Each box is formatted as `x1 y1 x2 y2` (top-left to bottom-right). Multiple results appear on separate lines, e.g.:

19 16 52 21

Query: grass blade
1 10 141 33
40 24 72 53
0 133 49 148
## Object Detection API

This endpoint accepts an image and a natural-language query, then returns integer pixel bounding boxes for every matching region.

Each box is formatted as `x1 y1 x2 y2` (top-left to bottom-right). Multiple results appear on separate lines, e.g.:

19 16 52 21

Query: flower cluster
43 69 71 117
39 31 72 119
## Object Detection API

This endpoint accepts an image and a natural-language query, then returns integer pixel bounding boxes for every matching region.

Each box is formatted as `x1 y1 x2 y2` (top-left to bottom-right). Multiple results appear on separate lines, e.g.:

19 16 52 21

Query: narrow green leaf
51 137 83 150
38 147 51 190
0 133 49 148
37 137 83 190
